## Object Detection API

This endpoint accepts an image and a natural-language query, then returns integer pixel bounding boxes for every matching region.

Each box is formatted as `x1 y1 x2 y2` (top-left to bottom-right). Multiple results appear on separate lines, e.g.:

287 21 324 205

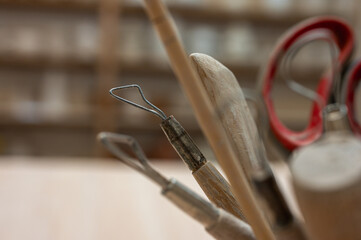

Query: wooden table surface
0 156 214 240
0 156 299 240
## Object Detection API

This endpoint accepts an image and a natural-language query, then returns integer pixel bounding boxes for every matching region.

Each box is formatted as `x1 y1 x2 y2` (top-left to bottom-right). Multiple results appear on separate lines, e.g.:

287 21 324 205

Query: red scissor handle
262 16 354 150
344 61 361 135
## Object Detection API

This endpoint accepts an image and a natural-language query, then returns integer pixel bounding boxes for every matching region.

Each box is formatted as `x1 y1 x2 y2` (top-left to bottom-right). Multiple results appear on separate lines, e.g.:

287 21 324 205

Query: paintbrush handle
193 162 246 221
163 179 255 240
142 1 274 239
160 116 245 220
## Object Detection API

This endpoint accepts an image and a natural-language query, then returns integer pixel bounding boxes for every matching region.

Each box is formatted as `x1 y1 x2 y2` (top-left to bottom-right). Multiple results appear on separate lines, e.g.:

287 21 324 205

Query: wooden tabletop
0 156 213 240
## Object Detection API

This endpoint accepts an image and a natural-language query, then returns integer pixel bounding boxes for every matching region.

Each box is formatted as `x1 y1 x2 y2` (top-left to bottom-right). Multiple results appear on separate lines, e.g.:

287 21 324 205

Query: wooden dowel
142 1 275 239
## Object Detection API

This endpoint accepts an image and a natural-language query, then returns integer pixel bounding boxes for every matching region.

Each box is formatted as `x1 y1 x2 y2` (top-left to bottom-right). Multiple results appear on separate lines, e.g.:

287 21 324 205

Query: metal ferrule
160 116 206 171
323 104 351 133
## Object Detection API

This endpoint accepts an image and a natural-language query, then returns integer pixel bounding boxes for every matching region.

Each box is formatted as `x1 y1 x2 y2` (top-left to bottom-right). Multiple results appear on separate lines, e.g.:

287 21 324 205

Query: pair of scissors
260 16 355 151
343 60 361 135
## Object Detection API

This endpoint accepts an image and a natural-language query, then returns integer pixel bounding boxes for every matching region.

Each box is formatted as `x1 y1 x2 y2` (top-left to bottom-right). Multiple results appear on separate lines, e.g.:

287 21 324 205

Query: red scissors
343 60 361 135
261 16 354 151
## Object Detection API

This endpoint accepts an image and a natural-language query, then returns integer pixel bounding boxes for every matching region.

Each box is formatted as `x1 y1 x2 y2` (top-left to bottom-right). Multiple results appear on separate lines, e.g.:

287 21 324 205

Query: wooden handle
291 132 361 240
160 116 245 220
193 161 246 221
142 1 275 239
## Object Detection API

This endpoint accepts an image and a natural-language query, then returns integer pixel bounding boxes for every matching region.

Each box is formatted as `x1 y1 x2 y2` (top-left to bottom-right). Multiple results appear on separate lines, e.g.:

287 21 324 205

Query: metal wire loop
97 132 169 187
280 29 340 110
109 84 167 120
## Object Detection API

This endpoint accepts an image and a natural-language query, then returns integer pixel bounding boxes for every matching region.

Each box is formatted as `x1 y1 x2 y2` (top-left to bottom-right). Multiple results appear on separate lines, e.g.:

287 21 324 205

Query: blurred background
0 1 361 240
0 0 360 159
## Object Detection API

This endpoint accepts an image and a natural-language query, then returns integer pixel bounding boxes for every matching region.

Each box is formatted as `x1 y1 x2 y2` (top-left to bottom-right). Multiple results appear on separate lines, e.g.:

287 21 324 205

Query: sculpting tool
110 84 245 220
98 132 255 240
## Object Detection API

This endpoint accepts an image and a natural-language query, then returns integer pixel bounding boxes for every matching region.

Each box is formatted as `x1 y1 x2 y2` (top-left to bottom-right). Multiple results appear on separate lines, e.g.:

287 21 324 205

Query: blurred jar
14 25 45 59
40 70 69 121
186 24 220 58
72 20 98 62
220 23 257 65
294 0 327 15
46 22 71 61
119 18 146 63
261 0 293 15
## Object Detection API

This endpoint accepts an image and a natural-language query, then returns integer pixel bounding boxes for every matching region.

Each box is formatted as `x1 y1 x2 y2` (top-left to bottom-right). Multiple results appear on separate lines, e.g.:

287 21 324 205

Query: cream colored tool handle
142 1 275 239
193 161 245 221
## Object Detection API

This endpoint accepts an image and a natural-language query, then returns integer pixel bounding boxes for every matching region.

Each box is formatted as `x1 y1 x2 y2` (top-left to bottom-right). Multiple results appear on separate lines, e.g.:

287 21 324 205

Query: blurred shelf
0 55 258 77
124 5 319 25
0 0 99 13
0 0 330 25
0 105 94 129
0 55 327 84
0 56 96 71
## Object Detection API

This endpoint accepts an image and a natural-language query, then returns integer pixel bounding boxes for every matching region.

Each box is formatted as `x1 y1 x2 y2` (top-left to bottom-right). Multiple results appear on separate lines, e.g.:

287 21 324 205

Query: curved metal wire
280 29 340 110
97 132 169 188
110 84 168 120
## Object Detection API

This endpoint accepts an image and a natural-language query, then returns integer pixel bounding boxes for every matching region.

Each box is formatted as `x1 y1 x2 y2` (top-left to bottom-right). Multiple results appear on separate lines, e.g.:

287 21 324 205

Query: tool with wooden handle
190 53 307 240
98 132 256 240
290 104 361 240
109 84 245 221
142 1 275 239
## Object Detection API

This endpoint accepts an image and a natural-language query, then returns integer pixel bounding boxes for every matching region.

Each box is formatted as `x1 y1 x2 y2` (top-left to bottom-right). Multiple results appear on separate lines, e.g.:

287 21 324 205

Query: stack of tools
97 0 361 239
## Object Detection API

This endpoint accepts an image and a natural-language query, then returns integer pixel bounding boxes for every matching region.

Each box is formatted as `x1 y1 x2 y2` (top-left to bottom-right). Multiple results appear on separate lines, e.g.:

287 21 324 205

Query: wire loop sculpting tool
110 84 245 221
110 85 167 120
98 132 256 240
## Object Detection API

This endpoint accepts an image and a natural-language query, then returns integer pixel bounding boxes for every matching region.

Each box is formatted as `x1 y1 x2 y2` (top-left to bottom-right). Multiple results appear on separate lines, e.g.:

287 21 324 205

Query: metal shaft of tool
98 132 255 240
160 115 246 221
163 179 255 240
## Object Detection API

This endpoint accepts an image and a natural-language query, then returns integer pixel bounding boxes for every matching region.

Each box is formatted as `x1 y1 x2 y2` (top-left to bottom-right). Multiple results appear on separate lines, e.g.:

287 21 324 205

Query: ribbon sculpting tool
98 132 255 240
110 84 245 221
